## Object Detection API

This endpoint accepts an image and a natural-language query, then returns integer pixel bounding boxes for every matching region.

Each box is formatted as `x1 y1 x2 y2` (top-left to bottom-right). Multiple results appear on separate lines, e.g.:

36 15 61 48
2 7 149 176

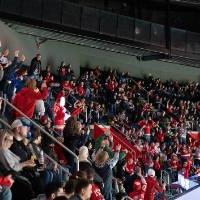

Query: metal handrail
0 97 79 171
99 123 137 159
122 196 133 200
0 118 71 175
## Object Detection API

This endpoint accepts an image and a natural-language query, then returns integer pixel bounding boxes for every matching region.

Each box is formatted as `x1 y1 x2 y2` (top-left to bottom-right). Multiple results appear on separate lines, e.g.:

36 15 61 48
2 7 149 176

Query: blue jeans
0 187 12 200
144 134 151 143
180 136 186 144
42 170 54 186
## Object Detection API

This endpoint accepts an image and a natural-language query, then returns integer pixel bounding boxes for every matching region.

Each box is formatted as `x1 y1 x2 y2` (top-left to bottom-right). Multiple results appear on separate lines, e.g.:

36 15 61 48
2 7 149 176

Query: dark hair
63 117 80 136
85 167 95 180
75 179 92 194
54 196 68 200
32 128 41 141
64 179 76 194
16 67 27 77
45 183 61 198
70 170 87 181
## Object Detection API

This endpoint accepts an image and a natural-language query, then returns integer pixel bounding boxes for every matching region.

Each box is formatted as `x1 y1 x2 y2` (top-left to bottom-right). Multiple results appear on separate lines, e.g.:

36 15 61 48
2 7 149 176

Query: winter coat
144 176 163 200
29 57 41 76
13 87 48 118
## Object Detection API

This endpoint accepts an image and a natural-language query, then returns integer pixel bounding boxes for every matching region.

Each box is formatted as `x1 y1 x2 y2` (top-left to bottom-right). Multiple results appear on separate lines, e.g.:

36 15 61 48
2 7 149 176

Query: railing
98 123 137 159
0 117 70 176
0 97 79 171
122 196 133 200
161 170 170 185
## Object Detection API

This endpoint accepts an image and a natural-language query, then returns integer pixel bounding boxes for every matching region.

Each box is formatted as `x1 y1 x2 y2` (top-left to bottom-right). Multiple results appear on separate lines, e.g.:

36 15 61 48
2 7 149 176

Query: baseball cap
148 169 155 177
11 119 23 129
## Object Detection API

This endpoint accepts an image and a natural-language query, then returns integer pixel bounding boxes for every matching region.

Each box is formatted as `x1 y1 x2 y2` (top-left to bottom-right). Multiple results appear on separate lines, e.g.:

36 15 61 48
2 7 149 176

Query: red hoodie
144 176 163 200
13 87 48 119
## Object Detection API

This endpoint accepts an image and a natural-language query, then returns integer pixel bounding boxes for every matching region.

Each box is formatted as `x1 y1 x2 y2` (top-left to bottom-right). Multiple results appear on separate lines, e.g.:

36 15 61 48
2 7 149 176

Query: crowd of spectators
0 39 200 200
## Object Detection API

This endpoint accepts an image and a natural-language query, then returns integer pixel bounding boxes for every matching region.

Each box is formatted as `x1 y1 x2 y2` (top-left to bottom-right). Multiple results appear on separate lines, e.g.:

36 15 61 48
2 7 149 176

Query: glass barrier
1 0 200 56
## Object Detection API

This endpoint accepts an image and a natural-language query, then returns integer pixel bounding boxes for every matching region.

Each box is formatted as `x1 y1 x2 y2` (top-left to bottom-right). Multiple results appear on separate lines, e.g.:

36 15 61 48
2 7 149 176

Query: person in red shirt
62 80 72 91
86 167 105 200
52 92 70 133
169 154 180 182
140 120 153 143
76 82 85 97
155 128 165 144
13 79 48 122
123 154 135 175
144 169 165 200
71 98 86 117
129 179 146 200
154 156 161 178
107 80 116 92
180 159 192 179
180 144 191 161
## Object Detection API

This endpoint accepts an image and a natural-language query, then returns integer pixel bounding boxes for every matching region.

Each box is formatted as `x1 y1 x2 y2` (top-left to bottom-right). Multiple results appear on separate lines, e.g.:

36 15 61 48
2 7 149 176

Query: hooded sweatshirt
13 87 48 119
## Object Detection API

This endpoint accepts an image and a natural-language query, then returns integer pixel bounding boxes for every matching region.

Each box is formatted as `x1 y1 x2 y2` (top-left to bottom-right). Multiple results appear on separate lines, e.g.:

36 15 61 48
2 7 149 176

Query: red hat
133 180 142 191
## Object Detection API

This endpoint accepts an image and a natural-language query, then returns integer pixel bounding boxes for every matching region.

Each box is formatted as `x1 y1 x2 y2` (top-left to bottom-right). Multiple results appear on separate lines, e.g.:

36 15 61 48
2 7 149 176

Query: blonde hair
26 79 37 90
0 129 13 148
95 150 109 165
78 146 89 161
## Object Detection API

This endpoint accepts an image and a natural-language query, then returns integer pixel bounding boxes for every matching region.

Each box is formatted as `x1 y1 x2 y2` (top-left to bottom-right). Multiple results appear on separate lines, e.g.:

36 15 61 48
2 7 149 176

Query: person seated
44 182 65 200
29 129 66 186
0 129 35 200
64 179 76 199
69 179 92 200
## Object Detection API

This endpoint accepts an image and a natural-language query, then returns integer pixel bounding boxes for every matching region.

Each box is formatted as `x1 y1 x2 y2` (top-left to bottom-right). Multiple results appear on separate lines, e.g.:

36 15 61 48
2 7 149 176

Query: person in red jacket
129 179 146 200
76 82 85 97
52 92 71 133
13 79 48 123
123 154 135 175
86 167 105 200
144 169 165 200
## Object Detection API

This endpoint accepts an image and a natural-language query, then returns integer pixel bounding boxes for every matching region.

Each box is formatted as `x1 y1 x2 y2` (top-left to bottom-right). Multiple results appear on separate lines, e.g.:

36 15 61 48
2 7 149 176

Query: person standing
29 54 42 79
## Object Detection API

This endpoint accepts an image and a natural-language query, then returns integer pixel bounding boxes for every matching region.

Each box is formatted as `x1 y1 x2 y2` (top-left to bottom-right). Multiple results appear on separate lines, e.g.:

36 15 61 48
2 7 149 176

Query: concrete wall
0 21 200 82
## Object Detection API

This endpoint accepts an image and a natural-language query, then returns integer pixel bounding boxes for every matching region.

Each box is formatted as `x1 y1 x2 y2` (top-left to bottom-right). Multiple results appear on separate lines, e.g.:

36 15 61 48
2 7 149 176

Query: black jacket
29 57 41 76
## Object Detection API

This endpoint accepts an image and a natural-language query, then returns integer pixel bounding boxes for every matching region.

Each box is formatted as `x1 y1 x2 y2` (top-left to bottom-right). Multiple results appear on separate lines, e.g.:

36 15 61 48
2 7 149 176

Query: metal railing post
0 97 79 171
0 118 71 175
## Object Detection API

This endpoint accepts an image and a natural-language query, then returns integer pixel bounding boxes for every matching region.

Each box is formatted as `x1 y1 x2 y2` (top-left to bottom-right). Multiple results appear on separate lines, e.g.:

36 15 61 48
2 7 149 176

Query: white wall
0 20 200 82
